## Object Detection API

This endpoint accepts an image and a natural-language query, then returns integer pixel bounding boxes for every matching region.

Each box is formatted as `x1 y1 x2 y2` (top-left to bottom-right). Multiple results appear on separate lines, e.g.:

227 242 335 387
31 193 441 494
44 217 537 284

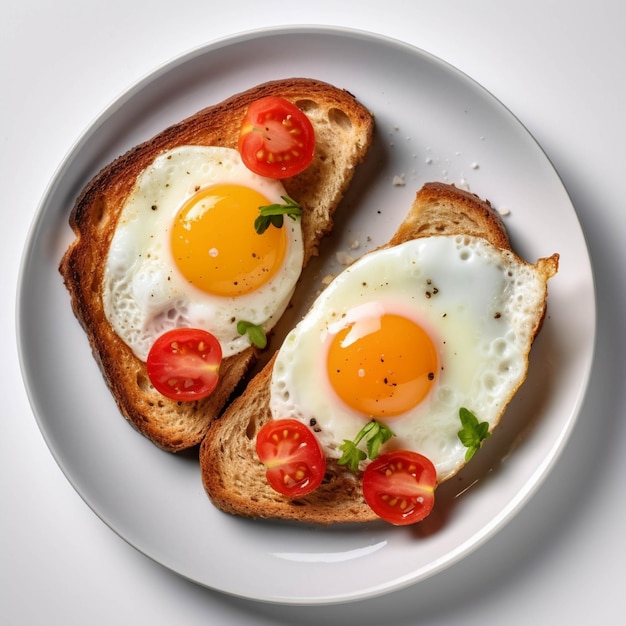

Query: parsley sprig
337 420 395 472
236 320 267 349
254 195 302 234
457 407 491 462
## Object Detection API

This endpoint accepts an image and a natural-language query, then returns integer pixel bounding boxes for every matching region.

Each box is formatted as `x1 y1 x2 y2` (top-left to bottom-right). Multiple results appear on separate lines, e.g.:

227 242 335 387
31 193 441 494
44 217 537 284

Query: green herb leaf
254 195 302 234
366 421 394 459
337 440 367 473
337 420 395 472
236 320 267 349
457 407 491 462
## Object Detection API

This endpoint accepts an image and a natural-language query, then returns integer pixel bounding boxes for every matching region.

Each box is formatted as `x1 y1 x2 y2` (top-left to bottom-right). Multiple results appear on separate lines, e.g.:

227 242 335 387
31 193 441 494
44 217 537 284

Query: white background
2 1 625 624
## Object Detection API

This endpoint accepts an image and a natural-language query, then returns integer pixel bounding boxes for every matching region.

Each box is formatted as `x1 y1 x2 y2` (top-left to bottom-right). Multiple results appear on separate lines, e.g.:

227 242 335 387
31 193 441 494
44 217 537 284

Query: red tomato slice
362 450 437 525
146 328 222 401
238 96 315 178
256 419 326 498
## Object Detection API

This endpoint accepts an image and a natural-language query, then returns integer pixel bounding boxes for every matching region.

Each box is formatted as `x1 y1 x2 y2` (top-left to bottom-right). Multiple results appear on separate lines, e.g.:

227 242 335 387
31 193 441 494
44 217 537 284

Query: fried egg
103 146 303 361
269 235 548 481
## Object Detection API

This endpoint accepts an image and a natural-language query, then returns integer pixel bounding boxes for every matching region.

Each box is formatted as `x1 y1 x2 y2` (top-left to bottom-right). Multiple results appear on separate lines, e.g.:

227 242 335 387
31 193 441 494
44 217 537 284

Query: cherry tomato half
238 96 315 178
362 450 437 525
146 328 222 401
256 419 326 498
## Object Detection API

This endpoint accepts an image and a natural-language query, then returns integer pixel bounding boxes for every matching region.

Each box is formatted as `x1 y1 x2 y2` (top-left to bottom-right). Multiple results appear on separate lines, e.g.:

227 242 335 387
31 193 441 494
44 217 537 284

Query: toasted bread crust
59 78 374 452
201 353 378 523
200 182 559 524
390 182 510 250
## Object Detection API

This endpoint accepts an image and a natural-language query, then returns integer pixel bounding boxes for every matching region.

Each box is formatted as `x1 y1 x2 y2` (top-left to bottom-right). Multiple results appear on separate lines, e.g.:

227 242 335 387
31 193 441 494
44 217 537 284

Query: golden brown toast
59 78 374 452
200 182 559 523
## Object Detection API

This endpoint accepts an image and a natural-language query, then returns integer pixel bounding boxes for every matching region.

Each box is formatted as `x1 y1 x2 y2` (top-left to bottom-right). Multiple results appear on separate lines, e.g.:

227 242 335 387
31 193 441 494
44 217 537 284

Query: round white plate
17 26 595 604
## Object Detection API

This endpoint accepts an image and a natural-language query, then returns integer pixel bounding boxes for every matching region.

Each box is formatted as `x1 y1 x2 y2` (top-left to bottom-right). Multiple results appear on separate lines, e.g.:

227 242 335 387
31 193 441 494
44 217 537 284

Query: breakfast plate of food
17 26 595 603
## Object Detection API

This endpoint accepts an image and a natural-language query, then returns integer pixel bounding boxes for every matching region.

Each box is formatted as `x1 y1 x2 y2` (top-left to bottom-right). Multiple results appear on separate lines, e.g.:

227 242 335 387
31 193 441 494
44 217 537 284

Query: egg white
270 235 547 481
102 146 304 361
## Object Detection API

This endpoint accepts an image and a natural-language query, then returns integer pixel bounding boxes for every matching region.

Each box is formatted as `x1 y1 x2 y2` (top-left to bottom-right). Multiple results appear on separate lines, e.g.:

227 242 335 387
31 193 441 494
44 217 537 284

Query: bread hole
295 99 319 113
245 415 258 440
90 196 107 227
328 107 353 131
89 271 101 295
136 371 151 392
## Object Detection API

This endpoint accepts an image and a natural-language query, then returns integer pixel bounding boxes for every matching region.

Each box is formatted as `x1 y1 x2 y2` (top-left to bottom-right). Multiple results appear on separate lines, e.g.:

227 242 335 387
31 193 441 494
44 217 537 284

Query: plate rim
16 24 596 605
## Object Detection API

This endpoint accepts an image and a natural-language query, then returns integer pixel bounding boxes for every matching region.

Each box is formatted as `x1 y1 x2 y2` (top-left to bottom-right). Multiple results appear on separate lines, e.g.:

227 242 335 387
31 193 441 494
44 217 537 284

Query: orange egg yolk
171 184 287 297
326 313 437 418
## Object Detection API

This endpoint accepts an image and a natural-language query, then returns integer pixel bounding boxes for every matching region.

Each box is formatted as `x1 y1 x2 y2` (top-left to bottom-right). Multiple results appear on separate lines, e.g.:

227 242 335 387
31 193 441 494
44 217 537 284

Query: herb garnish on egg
338 420 395 472
236 320 267 349
457 407 491 461
254 195 302 234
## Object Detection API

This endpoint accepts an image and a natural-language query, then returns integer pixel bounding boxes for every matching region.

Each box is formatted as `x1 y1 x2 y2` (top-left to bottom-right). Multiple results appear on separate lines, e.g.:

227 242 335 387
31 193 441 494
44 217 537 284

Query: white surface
2 0 624 623
16 25 595 605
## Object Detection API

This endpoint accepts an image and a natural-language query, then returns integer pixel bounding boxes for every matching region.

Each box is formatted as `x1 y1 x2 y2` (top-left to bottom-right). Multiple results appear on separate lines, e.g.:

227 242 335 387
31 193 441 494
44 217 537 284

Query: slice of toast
199 182 559 524
59 78 374 452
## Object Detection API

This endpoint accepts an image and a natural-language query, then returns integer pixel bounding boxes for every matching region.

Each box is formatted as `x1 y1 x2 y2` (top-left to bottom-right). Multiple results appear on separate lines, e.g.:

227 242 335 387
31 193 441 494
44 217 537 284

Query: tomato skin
256 419 326 498
146 328 222 402
238 96 315 178
362 450 437 525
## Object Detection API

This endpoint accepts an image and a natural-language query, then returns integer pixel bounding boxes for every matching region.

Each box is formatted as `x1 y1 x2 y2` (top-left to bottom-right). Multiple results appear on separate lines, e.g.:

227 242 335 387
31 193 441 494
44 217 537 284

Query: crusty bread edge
200 182 559 524
59 78 375 452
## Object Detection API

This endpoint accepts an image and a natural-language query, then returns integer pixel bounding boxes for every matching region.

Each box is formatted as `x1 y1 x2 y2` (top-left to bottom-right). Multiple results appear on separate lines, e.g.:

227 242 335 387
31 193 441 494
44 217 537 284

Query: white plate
17 26 595 604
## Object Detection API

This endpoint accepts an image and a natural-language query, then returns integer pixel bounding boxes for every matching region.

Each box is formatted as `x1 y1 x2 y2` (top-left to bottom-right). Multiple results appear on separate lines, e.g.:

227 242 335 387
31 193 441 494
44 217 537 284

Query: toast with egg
200 182 559 524
59 78 374 452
